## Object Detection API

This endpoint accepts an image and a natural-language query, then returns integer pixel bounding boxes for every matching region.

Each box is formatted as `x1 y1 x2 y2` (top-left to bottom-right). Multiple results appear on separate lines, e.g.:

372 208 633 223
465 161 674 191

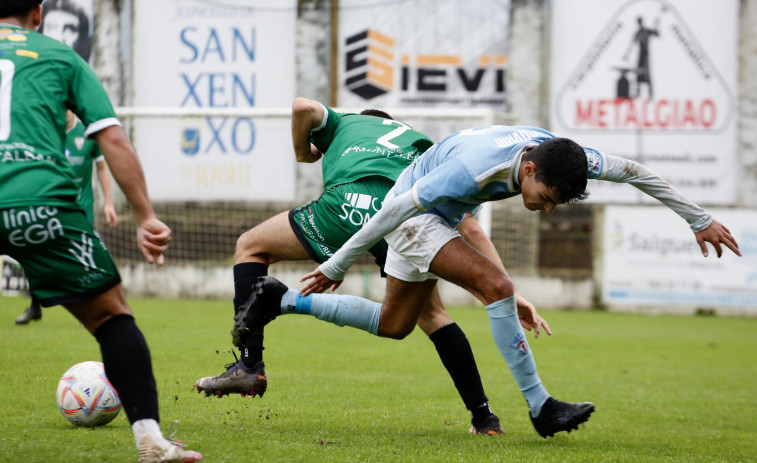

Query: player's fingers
713 241 723 258
139 247 155 264
722 234 742 256
541 318 552 336
697 237 708 257
155 253 165 266
300 281 316 296
140 241 169 255
146 230 172 245
299 270 318 283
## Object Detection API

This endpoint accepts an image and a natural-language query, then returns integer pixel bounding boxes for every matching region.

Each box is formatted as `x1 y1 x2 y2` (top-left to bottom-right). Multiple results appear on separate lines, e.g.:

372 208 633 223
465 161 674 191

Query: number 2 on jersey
377 119 411 150
0 59 15 141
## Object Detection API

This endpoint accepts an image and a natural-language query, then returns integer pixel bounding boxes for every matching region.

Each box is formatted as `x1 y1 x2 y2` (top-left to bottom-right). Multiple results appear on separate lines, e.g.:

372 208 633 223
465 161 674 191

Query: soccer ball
56 361 122 427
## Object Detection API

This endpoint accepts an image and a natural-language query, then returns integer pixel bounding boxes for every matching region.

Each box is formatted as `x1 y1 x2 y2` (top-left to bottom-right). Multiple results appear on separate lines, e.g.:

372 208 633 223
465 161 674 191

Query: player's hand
103 204 119 228
516 293 552 338
136 217 172 266
300 268 342 296
695 219 742 258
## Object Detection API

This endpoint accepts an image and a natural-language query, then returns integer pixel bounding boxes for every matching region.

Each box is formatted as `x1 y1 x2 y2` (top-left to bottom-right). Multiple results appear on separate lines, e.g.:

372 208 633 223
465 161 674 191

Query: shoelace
223 349 240 371
166 420 188 449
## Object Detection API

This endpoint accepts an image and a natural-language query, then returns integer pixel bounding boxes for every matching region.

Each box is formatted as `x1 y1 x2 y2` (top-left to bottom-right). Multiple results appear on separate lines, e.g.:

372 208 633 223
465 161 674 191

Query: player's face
43 9 79 48
521 175 560 213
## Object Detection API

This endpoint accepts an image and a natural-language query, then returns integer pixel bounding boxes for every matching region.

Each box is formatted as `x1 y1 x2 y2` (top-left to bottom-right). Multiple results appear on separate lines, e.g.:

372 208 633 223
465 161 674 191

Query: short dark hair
526 137 589 204
0 0 42 18
360 109 393 120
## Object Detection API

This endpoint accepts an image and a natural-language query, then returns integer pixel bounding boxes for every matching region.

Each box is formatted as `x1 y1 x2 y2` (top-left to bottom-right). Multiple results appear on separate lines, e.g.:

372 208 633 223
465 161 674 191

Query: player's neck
0 18 23 27
0 17 35 29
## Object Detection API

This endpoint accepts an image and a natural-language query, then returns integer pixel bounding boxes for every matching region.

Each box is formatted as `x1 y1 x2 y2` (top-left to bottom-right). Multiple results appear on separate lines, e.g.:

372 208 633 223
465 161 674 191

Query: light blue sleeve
599 154 712 232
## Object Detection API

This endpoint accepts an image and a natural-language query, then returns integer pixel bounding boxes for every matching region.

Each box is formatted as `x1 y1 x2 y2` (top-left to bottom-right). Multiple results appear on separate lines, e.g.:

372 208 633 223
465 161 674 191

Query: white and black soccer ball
56 361 121 427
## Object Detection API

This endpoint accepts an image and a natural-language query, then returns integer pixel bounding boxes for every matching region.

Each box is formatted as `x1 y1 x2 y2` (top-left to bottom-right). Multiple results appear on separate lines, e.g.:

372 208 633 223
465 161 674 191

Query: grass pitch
1 295 755 462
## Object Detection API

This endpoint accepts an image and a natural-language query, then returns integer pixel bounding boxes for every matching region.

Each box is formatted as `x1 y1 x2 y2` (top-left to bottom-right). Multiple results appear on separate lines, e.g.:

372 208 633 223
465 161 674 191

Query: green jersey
66 120 103 223
310 105 433 189
0 25 119 209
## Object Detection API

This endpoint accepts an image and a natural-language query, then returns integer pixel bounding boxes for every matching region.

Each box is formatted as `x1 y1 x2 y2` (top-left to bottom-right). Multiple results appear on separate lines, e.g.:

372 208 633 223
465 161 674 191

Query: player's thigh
0 206 121 308
430 237 512 305
64 284 131 334
236 211 310 264
378 275 438 339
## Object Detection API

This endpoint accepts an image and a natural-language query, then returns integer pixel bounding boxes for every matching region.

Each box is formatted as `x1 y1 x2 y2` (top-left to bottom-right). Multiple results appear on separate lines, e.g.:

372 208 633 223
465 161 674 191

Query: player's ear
524 161 537 176
32 4 42 29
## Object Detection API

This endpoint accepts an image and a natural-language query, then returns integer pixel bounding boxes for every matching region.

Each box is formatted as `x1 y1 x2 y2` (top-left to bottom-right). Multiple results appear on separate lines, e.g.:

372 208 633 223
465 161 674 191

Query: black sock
429 323 489 412
94 314 159 425
233 262 268 368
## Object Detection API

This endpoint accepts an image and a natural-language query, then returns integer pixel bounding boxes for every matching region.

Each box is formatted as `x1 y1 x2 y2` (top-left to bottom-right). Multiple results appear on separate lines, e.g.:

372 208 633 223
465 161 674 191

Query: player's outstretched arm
291 98 324 163
93 125 172 265
695 219 741 258
599 154 742 257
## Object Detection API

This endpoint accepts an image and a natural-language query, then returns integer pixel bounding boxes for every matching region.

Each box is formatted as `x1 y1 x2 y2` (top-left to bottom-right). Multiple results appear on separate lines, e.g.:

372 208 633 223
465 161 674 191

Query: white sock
132 419 166 449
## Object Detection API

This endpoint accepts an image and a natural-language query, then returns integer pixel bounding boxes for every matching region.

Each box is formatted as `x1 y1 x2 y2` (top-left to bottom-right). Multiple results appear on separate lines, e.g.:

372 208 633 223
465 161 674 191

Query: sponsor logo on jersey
2 207 63 247
586 151 603 177
339 193 382 227
16 49 38 59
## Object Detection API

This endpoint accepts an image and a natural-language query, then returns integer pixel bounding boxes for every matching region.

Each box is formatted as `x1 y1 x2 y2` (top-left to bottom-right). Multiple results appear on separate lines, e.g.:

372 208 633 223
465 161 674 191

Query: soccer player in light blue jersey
234 125 741 438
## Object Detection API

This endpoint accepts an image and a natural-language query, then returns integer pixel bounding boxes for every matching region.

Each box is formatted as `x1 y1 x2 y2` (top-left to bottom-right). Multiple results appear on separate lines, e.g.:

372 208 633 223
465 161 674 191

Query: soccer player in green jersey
0 2 201 461
193 97 541 435
15 110 118 325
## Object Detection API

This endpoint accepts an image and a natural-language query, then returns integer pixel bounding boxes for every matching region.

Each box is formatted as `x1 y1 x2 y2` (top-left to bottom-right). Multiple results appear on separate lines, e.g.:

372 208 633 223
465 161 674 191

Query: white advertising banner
337 0 510 109
550 0 738 206
132 0 296 201
603 206 757 309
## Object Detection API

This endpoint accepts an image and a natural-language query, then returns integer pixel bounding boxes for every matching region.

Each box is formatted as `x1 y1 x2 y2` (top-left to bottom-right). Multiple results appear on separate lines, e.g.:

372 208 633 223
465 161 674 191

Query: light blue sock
486 295 551 417
280 289 381 335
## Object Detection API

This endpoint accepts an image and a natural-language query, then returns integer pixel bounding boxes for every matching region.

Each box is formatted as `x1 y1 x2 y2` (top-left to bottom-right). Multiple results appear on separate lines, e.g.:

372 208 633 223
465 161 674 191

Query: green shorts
0 206 121 306
289 176 394 273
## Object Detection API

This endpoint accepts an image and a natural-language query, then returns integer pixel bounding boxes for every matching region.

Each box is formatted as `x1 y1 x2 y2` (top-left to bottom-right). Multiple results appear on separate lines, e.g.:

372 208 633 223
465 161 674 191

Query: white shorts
384 213 461 282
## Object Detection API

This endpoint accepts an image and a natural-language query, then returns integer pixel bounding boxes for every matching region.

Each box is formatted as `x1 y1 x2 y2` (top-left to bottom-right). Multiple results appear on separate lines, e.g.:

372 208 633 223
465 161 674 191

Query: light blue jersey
393 126 605 228
320 125 710 281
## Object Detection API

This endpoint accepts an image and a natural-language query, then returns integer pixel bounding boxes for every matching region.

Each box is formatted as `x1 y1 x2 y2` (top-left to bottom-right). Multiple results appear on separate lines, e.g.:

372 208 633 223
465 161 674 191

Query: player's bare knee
483 277 515 304
378 321 415 339
235 230 260 261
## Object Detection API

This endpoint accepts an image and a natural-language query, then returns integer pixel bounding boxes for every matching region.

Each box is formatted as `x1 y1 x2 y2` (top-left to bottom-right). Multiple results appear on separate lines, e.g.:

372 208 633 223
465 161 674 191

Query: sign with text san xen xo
550 0 737 205
132 0 296 201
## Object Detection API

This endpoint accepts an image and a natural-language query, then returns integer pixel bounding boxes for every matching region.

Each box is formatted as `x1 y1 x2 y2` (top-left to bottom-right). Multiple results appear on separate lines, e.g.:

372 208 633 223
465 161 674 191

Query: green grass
1 295 756 462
